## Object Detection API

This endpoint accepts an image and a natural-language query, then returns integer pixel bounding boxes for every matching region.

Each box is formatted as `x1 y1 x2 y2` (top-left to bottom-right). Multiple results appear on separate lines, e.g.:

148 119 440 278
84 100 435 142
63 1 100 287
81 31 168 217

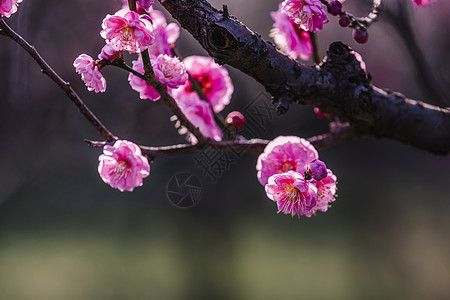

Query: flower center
285 185 300 200
114 159 131 180
186 74 213 96
121 26 135 42
280 160 298 173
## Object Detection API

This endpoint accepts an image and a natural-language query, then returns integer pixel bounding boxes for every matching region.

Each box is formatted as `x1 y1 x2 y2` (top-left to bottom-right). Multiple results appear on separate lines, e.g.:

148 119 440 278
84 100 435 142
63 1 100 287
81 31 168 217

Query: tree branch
86 123 362 159
0 18 117 142
160 0 450 155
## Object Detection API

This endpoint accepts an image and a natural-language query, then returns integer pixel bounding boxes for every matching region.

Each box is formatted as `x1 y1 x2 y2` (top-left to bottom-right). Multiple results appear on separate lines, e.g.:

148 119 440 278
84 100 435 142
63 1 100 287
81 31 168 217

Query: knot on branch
322 42 369 85
207 25 237 52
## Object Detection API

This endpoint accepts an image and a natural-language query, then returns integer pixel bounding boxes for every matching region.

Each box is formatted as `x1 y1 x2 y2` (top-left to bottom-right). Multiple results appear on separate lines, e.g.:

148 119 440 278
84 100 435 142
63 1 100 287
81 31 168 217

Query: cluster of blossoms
270 0 345 60
257 136 337 217
0 0 22 18
270 0 330 61
71 1 233 191
128 54 188 101
171 55 233 143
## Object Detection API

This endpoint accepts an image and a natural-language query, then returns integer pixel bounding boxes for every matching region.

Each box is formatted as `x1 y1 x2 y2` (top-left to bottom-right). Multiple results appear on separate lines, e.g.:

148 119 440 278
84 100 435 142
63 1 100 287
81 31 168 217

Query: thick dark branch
160 0 450 155
0 18 116 142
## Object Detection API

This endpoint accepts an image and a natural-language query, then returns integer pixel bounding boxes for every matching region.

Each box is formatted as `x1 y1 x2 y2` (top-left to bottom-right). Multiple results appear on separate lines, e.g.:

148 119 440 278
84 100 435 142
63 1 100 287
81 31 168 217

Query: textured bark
161 0 450 155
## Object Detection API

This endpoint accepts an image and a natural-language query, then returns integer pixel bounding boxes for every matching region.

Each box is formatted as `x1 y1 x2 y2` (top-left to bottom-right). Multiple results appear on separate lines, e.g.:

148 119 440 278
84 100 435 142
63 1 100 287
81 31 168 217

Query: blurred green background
0 0 449 299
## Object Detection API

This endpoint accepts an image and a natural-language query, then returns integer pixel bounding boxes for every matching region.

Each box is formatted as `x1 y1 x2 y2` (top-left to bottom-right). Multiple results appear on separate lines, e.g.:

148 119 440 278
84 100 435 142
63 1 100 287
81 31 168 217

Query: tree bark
161 0 450 155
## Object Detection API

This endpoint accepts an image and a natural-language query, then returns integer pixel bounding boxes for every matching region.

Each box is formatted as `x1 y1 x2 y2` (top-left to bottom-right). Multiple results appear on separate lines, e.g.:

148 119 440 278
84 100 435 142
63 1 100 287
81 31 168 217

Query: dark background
0 0 449 299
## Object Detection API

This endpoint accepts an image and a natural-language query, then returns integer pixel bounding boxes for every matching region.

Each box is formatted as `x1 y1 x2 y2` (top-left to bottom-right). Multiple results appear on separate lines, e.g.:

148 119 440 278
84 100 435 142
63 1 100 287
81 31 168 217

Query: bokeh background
1 0 449 299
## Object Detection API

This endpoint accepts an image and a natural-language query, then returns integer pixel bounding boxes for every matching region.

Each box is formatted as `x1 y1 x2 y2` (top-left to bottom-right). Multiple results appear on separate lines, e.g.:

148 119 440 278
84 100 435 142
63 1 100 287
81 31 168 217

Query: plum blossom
412 0 436 7
0 0 22 18
281 0 329 32
270 3 313 61
98 44 119 61
147 9 180 57
152 54 188 88
265 171 318 217
128 56 159 101
128 54 187 101
256 136 318 186
174 93 223 143
304 169 337 217
73 54 106 93
137 0 154 11
121 0 154 11
171 56 233 113
98 140 150 192
100 9 154 53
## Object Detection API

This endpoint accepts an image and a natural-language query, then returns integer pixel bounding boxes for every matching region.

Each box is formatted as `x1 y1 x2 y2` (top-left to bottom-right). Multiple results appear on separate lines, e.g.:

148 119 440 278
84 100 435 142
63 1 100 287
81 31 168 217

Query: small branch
141 49 208 144
171 48 230 136
127 2 207 144
309 32 322 64
103 59 145 80
383 1 448 106
355 0 382 28
0 18 116 142
86 124 362 158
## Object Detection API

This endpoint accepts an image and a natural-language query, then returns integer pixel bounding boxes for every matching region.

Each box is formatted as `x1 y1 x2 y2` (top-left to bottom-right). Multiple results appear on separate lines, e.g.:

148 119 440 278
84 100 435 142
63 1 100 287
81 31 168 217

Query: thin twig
0 18 116 142
127 2 207 144
171 48 230 136
87 124 362 158
382 1 448 106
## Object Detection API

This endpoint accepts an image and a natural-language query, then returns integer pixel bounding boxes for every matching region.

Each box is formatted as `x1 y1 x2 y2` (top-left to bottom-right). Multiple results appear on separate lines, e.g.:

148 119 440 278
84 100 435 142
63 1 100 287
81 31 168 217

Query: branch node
222 4 229 17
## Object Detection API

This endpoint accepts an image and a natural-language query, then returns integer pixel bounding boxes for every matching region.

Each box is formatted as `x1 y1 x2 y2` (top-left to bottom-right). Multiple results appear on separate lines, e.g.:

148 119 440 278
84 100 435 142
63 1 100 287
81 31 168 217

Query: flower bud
353 27 368 44
226 111 246 130
338 14 351 27
327 1 342 16
308 160 327 181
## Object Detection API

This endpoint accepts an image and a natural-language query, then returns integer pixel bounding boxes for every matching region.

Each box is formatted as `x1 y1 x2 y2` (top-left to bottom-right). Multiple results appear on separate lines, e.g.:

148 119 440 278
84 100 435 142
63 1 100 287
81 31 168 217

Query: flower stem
0 18 117 142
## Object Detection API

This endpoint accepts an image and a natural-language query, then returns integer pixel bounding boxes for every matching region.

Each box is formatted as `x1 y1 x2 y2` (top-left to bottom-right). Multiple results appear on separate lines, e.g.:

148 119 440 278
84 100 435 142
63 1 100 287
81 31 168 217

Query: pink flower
174 92 223 143
152 54 188 88
98 140 150 192
147 9 180 56
100 9 154 53
128 54 187 100
281 0 329 32
270 3 313 61
172 56 233 113
98 44 119 61
304 169 337 217
0 0 22 18
73 54 106 93
412 0 436 7
136 0 154 11
128 56 160 101
265 171 318 217
256 136 318 186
